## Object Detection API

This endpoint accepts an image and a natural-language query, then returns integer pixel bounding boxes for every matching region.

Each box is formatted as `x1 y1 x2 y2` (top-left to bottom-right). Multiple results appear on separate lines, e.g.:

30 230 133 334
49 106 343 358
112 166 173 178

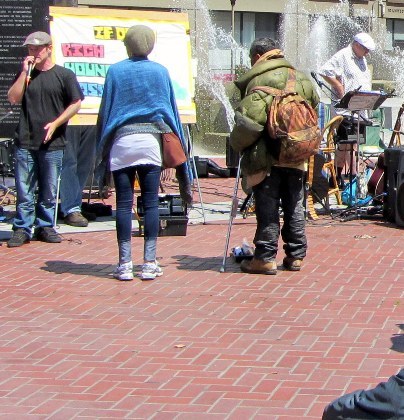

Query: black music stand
336 90 389 220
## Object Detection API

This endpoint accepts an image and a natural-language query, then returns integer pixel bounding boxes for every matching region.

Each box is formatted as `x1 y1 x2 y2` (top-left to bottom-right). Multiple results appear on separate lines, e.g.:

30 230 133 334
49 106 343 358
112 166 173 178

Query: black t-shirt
15 64 84 151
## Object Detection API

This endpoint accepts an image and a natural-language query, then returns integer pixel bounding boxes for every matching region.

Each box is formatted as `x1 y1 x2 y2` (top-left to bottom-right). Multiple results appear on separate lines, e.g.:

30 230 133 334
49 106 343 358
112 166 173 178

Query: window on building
210 11 279 48
387 19 404 50
209 10 279 75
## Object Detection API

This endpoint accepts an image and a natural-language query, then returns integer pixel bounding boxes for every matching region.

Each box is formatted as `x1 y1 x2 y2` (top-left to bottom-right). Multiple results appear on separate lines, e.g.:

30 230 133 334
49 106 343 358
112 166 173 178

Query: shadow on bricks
40 260 141 278
172 254 239 272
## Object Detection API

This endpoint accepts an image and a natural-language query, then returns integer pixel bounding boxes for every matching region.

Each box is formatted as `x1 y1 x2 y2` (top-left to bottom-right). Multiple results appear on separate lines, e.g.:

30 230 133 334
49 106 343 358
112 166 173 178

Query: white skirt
110 132 162 171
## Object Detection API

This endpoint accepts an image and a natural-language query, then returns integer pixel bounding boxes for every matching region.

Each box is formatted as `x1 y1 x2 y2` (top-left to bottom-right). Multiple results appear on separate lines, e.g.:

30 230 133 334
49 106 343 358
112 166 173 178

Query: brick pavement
0 174 403 419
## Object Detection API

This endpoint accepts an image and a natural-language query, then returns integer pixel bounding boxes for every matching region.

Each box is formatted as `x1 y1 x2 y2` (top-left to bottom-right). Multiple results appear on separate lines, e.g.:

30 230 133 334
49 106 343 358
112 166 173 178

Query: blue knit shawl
97 57 187 160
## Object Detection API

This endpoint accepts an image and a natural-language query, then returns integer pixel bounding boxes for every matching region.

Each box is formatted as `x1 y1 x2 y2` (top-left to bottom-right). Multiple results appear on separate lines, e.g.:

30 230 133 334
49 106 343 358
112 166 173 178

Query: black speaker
0 139 14 176
383 147 404 224
136 194 188 237
137 194 186 217
194 156 209 178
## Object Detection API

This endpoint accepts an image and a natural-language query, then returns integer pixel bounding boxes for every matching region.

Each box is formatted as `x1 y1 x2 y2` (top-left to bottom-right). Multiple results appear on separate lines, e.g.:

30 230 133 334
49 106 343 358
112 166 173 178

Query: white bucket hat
353 33 375 51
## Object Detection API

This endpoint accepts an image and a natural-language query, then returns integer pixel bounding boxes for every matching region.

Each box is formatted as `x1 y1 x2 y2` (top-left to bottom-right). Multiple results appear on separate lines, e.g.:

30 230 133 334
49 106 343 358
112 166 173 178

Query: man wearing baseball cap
22 31 52 46
7 31 84 247
319 32 376 189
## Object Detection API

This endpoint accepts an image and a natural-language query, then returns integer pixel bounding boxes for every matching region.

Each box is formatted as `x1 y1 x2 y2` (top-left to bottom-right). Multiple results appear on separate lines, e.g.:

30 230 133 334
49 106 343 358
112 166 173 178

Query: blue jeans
112 164 161 263
252 166 307 261
60 126 96 216
13 146 63 235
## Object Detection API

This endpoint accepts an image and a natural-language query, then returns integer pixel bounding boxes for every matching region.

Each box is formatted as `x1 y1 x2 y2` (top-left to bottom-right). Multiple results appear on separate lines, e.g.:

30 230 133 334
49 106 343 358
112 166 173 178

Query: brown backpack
251 68 321 164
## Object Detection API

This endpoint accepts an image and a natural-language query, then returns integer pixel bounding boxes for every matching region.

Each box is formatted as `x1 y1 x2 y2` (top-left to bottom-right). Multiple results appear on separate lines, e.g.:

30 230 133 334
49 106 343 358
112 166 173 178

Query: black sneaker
35 227 62 243
7 229 30 248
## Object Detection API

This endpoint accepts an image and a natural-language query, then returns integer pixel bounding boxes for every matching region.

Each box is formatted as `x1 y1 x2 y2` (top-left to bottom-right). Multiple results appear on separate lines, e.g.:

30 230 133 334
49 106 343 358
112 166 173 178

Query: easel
337 90 389 220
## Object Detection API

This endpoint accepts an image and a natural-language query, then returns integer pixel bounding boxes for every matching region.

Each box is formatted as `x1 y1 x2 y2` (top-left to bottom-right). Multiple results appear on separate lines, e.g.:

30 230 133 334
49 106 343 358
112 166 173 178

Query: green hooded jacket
229 55 320 188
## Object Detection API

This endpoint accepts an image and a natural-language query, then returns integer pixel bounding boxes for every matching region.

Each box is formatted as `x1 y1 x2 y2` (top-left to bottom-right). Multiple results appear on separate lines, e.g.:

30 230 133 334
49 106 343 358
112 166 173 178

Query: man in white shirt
319 32 375 187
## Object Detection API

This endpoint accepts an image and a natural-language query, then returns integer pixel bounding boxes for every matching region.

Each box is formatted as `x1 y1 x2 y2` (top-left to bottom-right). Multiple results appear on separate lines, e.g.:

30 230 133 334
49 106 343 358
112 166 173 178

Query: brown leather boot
240 258 277 275
283 257 303 271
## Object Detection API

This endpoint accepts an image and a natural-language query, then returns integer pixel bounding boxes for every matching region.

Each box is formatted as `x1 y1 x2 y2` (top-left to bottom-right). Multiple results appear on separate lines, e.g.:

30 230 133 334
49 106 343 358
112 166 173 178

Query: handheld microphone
26 61 34 87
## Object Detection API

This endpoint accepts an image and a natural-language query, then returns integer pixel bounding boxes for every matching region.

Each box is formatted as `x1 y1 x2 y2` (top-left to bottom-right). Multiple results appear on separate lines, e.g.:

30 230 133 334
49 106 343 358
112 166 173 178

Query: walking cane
219 157 242 273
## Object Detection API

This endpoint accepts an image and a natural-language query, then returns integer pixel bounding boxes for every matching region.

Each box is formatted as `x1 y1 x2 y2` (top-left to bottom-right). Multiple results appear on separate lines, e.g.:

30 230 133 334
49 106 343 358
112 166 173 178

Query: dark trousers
13 147 63 234
60 125 97 216
112 164 161 243
252 166 307 261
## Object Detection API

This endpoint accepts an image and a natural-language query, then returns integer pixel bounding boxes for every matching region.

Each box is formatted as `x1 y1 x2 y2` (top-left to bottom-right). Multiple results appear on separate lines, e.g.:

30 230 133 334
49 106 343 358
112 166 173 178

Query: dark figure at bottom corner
229 37 319 275
322 368 404 419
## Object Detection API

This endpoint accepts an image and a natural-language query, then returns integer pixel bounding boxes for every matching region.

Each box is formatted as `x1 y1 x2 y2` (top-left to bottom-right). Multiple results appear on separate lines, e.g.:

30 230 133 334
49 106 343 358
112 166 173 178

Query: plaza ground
0 174 403 419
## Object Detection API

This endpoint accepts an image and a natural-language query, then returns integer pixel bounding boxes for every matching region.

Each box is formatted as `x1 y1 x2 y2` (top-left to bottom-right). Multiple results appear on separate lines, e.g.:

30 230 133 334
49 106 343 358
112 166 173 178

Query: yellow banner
49 7 196 124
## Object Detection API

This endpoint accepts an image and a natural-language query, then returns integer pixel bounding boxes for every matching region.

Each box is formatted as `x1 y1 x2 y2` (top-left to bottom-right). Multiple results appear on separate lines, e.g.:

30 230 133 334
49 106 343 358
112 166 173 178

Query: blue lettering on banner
79 82 104 97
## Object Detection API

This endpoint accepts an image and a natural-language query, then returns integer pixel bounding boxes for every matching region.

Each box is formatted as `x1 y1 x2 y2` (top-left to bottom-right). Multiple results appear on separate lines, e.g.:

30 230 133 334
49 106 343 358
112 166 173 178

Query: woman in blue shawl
96 25 191 281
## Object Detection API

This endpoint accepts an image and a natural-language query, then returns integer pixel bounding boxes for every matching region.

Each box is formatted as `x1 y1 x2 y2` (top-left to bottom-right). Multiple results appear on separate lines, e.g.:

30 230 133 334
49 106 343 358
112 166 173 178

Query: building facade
65 0 404 153
74 1 404 64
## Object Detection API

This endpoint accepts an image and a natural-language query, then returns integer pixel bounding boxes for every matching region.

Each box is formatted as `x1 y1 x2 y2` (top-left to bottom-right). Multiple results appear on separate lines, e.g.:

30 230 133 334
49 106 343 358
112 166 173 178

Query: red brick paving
0 174 403 419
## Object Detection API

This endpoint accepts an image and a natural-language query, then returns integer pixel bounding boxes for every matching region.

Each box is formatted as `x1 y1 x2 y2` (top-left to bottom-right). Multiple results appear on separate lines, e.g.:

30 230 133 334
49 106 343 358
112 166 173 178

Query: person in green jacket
229 37 319 275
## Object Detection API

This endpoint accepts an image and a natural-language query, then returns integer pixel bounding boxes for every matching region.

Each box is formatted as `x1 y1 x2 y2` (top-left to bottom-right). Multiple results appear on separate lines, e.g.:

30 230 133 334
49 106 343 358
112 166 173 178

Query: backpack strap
250 85 281 96
285 68 297 92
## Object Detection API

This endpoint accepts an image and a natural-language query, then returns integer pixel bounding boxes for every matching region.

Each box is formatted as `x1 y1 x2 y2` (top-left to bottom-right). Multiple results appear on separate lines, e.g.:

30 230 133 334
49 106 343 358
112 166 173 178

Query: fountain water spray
169 0 238 131
282 0 404 96
168 0 404 151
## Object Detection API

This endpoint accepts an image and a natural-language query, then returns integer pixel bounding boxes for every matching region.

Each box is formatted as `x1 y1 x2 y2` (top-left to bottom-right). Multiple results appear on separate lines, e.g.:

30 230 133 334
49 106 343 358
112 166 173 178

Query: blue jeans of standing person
60 125 97 216
112 164 162 264
13 146 63 236
252 166 307 261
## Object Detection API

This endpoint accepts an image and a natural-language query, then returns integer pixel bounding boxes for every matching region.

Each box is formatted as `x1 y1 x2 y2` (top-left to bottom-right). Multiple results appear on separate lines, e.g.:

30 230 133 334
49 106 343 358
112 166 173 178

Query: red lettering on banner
61 43 105 58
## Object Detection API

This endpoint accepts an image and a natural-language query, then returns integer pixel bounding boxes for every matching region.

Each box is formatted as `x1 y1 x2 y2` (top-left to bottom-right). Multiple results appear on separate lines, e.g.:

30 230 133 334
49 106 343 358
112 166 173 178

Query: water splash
281 0 404 96
305 15 329 73
281 0 360 72
169 0 404 141
169 0 236 131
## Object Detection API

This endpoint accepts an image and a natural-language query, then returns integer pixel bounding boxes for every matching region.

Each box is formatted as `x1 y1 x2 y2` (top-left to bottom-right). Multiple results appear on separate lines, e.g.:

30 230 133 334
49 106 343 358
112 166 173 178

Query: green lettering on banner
64 62 110 78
